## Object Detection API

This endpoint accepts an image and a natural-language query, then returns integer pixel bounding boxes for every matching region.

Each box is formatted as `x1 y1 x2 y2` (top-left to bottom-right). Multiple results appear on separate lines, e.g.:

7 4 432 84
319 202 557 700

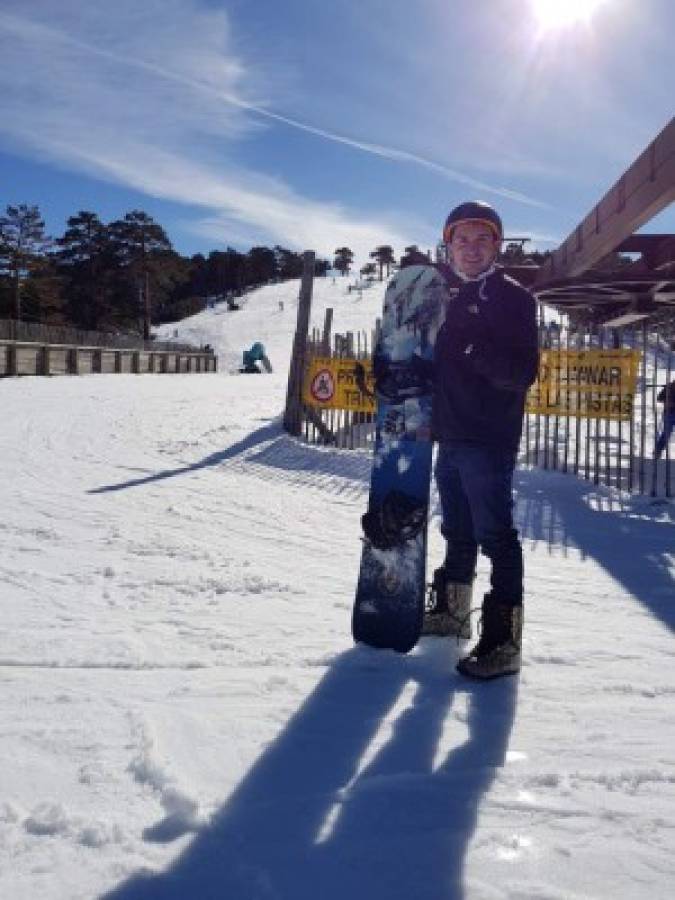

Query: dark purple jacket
433 265 539 454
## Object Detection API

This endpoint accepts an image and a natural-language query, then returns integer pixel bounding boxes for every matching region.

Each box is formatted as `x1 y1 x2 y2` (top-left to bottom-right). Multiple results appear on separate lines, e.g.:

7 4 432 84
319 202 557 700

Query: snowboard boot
422 568 472 639
456 595 522 680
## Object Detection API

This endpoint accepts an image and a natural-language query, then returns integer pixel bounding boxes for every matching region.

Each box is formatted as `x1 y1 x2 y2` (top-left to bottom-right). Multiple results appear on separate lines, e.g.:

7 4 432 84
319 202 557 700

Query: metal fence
298 318 674 498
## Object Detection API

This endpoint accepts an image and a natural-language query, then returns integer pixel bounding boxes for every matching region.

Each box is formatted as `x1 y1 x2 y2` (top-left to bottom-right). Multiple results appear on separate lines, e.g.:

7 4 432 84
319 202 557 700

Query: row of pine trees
0 204 332 336
0 203 546 336
333 245 431 280
0 204 439 336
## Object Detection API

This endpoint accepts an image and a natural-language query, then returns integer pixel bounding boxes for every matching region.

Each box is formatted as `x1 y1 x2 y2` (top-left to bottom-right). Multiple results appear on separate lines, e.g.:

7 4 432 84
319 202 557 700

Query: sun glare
531 0 608 30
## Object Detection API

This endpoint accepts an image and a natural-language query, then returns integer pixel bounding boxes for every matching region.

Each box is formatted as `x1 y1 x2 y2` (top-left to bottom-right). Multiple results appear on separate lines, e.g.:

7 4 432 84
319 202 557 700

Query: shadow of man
88 421 282 495
513 468 675 634
104 644 517 900
88 420 372 496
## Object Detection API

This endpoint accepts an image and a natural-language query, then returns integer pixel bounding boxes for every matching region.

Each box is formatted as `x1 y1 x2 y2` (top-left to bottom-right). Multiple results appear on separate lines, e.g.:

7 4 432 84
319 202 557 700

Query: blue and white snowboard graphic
352 265 448 653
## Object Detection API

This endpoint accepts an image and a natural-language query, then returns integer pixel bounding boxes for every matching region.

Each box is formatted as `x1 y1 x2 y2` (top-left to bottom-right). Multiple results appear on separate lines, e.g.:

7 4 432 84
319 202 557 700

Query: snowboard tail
352 529 428 653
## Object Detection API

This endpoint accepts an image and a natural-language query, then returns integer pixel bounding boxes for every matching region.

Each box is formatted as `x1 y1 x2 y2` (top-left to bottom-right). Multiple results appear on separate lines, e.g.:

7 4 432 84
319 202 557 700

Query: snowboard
352 265 448 653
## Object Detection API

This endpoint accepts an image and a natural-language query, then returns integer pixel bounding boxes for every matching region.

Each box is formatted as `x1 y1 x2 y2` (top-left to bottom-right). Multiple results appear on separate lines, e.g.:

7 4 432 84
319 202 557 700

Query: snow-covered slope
1 275 674 900
154 276 385 374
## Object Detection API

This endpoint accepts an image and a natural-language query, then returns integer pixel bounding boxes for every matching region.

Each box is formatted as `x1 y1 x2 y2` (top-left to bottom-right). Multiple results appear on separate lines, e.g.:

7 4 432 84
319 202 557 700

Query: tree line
333 241 550 280
0 204 331 336
0 204 550 336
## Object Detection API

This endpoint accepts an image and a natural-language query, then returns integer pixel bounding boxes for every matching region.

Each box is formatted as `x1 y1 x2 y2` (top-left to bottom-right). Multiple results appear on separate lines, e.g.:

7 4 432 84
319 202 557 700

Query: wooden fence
0 319 197 353
297 316 674 498
0 340 217 378
522 321 673 498
300 323 379 450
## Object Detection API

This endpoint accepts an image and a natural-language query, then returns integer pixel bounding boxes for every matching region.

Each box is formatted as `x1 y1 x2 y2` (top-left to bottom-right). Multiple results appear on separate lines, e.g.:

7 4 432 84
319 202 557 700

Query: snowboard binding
361 490 428 550
370 354 434 403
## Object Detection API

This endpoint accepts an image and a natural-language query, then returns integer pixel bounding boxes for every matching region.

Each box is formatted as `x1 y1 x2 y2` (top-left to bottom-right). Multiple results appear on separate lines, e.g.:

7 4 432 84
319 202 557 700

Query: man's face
447 220 500 278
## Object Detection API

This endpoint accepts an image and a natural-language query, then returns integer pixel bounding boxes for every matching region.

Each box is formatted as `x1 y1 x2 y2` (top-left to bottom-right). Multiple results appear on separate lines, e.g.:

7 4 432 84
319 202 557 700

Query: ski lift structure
518 117 675 329
509 117 675 497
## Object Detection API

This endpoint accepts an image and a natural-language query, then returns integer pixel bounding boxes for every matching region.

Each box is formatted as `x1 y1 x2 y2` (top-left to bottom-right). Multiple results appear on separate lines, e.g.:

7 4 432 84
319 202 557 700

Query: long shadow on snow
103 644 517 900
513 468 675 634
88 420 371 495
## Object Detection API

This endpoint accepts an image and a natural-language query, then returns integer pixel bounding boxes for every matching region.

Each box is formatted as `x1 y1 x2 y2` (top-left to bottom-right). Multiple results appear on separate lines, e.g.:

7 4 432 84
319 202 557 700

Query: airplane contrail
0 11 549 209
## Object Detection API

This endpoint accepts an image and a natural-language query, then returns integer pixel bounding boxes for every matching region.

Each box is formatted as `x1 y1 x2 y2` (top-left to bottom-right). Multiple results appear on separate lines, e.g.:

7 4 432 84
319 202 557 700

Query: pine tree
334 247 354 277
107 211 173 338
246 246 278 285
55 211 112 329
0 204 50 320
275 246 304 280
400 245 430 269
369 245 396 281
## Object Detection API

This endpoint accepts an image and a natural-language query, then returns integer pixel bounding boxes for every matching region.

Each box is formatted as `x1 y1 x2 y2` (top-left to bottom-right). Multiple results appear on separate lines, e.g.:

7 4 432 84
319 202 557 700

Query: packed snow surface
1 276 674 899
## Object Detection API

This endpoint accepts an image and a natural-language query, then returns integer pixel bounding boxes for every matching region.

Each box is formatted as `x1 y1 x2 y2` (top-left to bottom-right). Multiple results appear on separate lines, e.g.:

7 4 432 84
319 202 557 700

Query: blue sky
1 0 673 265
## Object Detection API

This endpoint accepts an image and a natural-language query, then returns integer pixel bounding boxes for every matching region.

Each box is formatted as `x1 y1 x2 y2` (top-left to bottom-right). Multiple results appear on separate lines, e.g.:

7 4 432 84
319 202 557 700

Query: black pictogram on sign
310 369 335 403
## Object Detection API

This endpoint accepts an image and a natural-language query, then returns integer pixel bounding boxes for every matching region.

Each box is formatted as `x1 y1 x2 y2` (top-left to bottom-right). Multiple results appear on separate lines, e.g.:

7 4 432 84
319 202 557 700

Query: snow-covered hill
154 275 386 374
1 275 674 899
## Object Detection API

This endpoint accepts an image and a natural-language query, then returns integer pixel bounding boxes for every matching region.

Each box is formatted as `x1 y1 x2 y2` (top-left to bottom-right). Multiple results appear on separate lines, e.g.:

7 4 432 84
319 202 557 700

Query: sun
531 0 608 30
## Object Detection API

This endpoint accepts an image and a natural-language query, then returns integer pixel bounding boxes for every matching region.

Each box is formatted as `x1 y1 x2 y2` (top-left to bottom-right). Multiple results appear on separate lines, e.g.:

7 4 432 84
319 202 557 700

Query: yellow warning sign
526 349 641 421
305 349 642 420
304 357 376 413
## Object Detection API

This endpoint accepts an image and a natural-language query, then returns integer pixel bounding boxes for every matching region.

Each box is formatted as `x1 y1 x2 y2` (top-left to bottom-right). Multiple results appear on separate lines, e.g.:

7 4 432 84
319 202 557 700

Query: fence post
321 308 333 356
42 345 51 376
284 251 315 436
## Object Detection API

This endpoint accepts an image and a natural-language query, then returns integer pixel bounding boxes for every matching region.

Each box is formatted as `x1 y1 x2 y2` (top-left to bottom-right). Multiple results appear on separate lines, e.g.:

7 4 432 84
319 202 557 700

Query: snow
1 275 674 899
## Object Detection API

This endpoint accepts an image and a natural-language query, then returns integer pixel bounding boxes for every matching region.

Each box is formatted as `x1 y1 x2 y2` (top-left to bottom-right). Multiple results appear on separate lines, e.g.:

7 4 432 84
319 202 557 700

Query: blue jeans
435 443 523 605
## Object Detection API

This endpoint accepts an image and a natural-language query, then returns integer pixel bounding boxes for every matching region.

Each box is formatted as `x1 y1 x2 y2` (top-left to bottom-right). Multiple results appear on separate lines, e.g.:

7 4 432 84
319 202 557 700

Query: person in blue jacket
423 201 539 680
655 380 675 460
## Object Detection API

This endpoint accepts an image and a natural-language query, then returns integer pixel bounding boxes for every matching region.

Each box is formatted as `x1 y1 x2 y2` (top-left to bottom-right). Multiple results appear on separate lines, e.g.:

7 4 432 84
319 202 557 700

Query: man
423 201 539 680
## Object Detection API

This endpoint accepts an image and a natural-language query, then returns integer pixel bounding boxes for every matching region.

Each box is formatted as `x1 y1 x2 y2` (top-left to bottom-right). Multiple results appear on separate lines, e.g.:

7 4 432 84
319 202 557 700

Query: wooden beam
616 234 675 270
321 307 333 355
536 117 675 284
283 251 315 436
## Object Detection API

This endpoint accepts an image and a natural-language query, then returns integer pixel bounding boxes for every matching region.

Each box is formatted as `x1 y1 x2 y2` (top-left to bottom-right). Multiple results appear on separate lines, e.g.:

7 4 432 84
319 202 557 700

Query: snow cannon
241 342 273 374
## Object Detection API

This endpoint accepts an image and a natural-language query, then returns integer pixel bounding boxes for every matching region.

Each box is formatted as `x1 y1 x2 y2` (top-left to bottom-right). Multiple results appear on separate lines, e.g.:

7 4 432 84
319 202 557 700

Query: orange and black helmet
443 201 503 243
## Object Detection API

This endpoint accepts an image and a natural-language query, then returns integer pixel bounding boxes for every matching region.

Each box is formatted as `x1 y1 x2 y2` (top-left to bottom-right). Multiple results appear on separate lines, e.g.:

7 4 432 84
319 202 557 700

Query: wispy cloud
0 1 548 265
0 2 421 259
0 6 548 209
56 138 422 260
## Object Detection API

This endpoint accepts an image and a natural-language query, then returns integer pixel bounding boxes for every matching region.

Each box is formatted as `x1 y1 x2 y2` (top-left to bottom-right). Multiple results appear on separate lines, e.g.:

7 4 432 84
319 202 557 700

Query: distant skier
655 379 675 459
424 201 539 680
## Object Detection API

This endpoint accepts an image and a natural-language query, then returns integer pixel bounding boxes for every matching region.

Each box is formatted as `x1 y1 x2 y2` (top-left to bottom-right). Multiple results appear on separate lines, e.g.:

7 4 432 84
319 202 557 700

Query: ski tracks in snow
2 276 675 899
